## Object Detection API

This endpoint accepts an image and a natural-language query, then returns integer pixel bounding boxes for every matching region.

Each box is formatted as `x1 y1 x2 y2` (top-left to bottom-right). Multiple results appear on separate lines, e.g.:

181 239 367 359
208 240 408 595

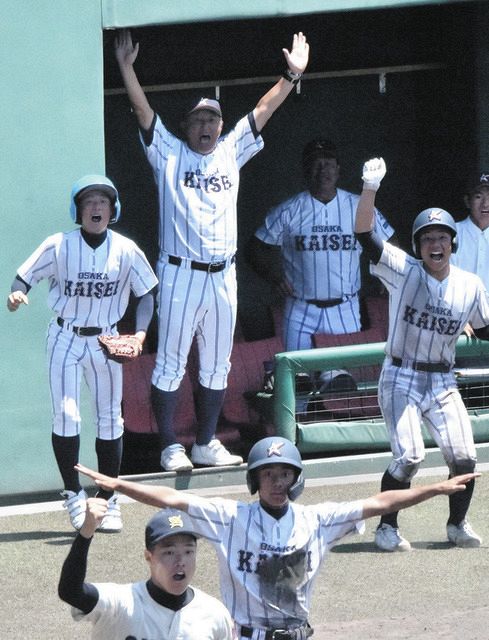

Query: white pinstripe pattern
143 114 263 262
379 362 476 482
17 229 158 439
152 261 237 391
143 113 263 392
371 242 489 365
256 189 393 348
187 495 365 630
256 189 393 301
372 241 489 482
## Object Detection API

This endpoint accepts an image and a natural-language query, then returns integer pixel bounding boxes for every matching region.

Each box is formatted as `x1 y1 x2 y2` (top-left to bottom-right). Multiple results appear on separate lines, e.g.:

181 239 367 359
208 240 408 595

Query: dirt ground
1 470 489 639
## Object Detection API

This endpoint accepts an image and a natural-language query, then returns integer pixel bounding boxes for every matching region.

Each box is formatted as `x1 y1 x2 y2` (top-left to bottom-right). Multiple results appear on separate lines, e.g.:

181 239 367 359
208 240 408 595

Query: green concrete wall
1 1 105 496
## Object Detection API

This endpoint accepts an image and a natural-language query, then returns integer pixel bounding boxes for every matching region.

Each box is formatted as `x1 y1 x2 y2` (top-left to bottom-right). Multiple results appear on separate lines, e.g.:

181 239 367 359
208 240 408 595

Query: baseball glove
98 334 142 363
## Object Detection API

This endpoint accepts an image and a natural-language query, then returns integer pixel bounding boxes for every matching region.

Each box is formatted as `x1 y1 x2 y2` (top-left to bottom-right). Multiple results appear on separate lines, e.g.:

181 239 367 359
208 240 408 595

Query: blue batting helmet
411 207 458 257
70 175 121 224
246 436 304 501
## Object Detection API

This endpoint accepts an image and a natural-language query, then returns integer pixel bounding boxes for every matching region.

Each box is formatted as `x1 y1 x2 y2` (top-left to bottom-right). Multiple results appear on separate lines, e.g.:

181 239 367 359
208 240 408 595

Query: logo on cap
428 209 443 222
168 515 184 529
267 441 285 457
480 173 489 184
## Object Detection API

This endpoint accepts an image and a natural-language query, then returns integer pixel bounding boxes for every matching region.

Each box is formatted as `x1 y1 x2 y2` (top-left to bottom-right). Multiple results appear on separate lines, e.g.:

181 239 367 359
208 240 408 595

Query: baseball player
451 172 489 288
114 29 309 471
354 157 489 552
247 139 394 352
75 437 478 638
58 503 235 639
7 175 158 532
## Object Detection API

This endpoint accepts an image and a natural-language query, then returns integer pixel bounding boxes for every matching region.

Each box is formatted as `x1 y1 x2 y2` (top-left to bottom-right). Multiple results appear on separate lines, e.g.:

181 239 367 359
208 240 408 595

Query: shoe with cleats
191 439 243 467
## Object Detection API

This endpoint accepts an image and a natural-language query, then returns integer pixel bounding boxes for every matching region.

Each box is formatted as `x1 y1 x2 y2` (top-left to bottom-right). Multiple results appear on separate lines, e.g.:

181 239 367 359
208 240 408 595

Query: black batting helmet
246 436 304 501
411 207 458 258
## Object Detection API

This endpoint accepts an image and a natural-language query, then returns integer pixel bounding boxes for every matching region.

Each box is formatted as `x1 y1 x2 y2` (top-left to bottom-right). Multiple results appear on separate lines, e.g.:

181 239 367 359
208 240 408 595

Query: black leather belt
305 293 356 308
306 297 343 308
167 254 235 273
241 623 312 640
57 317 115 337
391 356 451 373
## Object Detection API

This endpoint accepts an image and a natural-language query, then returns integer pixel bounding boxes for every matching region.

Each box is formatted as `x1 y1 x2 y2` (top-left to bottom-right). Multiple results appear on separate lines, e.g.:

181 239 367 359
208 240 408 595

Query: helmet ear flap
246 469 259 495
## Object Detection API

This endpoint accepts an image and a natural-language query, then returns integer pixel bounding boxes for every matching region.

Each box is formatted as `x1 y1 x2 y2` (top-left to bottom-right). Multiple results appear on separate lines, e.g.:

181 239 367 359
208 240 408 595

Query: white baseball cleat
191 439 243 466
61 489 87 531
375 523 412 552
98 495 123 533
160 444 193 472
447 520 481 548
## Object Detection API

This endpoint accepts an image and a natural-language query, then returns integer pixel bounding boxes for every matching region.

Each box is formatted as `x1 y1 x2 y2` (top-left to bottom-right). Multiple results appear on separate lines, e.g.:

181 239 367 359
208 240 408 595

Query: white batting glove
362 157 386 191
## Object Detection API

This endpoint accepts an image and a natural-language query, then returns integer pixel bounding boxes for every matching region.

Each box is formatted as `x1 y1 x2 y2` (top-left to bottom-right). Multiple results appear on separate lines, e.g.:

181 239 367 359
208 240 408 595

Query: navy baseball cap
145 509 201 549
186 97 222 117
466 172 489 194
302 139 338 164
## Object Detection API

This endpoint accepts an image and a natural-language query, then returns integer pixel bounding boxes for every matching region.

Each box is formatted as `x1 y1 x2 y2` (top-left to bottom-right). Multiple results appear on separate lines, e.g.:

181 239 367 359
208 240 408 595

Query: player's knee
451 459 476 476
390 461 420 482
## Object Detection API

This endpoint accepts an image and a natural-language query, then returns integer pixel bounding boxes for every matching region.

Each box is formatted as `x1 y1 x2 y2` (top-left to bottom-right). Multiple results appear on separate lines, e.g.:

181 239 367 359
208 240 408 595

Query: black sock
95 436 123 500
379 470 411 528
448 478 475 526
195 384 226 445
151 385 180 450
51 433 82 493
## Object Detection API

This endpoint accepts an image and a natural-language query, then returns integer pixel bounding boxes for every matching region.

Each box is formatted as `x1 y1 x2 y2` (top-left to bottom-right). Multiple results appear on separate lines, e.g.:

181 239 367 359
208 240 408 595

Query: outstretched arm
253 32 309 132
58 499 107 613
75 464 191 511
361 473 480 519
114 29 154 131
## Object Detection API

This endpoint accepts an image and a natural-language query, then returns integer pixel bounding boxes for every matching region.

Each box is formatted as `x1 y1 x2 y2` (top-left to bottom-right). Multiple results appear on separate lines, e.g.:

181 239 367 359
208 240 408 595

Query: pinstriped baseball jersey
255 189 393 300
187 495 364 629
451 217 489 289
142 114 263 261
371 242 489 365
16 229 158 326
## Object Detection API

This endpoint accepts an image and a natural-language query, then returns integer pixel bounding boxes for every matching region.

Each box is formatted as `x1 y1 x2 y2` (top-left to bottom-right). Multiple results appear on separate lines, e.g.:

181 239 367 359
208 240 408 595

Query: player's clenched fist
7 291 29 312
362 157 386 192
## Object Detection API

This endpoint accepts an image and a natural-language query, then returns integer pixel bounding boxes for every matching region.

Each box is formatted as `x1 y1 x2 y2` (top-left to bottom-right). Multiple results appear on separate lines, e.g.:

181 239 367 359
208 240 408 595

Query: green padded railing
273 336 489 452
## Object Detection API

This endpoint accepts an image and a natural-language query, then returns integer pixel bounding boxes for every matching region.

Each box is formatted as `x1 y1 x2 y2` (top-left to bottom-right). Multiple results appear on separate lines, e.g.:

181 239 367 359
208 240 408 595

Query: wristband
282 69 302 85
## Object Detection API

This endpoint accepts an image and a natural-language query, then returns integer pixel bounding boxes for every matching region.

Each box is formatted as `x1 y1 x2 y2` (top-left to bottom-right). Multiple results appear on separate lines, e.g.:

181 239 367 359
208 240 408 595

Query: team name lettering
294 234 357 251
311 225 342 233
237 548 313 574
64 279 120 298
402 304 461 335
77 272 109 280
183 171 232 192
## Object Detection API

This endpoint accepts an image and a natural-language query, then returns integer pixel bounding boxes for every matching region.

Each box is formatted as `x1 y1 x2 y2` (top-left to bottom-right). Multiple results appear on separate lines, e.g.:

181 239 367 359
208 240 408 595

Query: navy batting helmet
246 436 304 500
70 175 121 225
411 207 458 258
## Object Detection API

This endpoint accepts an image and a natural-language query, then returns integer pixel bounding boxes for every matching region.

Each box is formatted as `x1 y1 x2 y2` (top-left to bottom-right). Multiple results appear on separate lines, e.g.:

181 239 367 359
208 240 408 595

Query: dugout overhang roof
102 0 473 28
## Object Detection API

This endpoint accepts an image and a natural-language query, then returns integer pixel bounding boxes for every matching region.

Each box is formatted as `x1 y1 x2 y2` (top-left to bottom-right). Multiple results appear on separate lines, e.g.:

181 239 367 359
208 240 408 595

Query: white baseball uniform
142 113 263 391
16 229 158 438
186 494 364 634
255 189 393 350
371 241 489 481
73 582 234 640
451 216 489 289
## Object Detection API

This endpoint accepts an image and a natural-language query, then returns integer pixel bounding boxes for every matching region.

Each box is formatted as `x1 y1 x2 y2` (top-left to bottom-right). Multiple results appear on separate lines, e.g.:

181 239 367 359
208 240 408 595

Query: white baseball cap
187 97 222 117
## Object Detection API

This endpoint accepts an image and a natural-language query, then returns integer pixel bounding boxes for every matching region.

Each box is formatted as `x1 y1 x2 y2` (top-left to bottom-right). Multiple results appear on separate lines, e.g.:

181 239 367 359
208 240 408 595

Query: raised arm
75 464 191 511
354 157 386 233
114 29 154 131
253 32 309 132
361 473 480 519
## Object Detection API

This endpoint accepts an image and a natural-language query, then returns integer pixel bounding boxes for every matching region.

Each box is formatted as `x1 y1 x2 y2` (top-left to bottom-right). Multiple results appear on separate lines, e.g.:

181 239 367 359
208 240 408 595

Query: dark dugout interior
104 1 480 342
